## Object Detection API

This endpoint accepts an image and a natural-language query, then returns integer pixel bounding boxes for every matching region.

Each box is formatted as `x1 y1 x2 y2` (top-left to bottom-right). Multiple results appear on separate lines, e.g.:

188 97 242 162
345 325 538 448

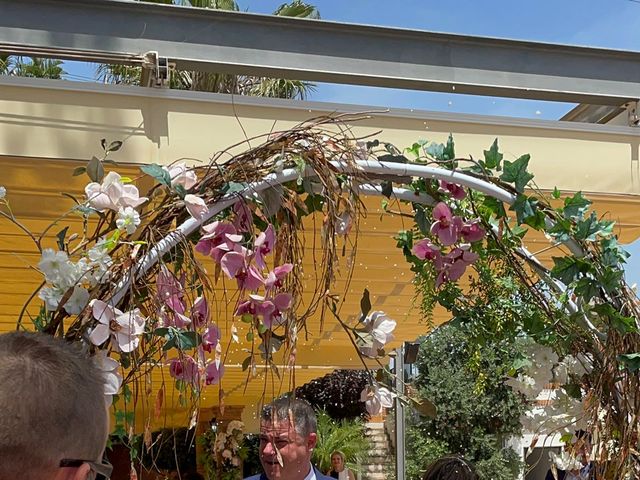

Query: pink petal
195 239 213 256
220 251 245 279
243 265 265 291
165 294 186 315
89 324 110 346
91 299 114 325
273 293 292 311
205 361 224 385
191 296 209 327
437 225 459 246
412 239 439 261
448 260 468 282
432 202 452 222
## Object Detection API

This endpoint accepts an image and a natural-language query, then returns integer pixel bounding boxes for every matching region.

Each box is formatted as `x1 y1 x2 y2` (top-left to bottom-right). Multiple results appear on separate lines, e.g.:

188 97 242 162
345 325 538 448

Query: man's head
422 455 478 480
0 332 110 480
259 397 318 480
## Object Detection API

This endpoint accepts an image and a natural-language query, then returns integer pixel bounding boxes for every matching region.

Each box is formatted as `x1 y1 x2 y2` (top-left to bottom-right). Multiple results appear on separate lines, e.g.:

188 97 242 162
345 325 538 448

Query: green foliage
406 322 525 480
312 411 371 474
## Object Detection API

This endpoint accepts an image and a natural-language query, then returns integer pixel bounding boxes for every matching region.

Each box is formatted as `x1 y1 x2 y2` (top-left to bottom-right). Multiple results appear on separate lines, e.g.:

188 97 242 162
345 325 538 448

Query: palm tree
96 0 319 100
0 56 65 79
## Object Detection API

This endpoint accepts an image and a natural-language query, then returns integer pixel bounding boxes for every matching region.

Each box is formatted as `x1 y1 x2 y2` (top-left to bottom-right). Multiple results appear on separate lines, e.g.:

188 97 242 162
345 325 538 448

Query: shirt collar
303 463 316 480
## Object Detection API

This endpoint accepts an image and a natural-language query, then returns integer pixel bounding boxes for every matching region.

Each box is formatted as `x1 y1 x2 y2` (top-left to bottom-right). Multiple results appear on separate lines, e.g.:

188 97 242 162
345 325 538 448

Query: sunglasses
59 458 114 480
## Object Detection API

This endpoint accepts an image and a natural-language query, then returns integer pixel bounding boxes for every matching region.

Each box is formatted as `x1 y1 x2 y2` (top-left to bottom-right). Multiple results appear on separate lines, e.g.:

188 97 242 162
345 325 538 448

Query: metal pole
395 347 406 480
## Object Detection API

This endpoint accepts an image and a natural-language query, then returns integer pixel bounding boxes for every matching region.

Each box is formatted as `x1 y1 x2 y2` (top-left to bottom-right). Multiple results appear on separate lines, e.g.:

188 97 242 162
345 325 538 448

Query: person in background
545 430 595 480
246 397 333 480
327 451 355 480
0 331 111 480
422 455 478 480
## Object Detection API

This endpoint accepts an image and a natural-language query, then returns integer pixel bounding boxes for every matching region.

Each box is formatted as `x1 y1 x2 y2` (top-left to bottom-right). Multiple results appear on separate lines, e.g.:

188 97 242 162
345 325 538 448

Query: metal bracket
141 51 172 88
626 101 640 126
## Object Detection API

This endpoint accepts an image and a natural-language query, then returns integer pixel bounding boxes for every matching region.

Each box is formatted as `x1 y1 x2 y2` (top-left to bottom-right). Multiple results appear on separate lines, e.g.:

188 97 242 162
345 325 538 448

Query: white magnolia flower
360 384 395 415
85 171 148 212
86 244 112 285
549 450 583 472
359 311 396 356
89 299 146 352
116 206 141 235
165 162 198 190
39 286 64 311
94 350 123 400
0 186 6 199
505 374 546 399
64 286 90 315
184 194 209 220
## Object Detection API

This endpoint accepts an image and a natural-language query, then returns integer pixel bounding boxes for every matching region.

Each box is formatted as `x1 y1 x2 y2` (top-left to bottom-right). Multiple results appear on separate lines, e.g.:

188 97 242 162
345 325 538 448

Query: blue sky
63 0 640 286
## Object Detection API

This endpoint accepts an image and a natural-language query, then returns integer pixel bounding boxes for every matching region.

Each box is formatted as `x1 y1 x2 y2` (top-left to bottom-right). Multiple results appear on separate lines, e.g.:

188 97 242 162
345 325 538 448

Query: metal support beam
2 0 640 105
394 348 406 480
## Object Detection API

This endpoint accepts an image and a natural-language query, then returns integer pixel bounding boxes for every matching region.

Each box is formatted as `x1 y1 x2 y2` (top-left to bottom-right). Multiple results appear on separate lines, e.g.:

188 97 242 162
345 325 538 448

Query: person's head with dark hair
258 397 318 480
422 455 478 480
0 331 110 480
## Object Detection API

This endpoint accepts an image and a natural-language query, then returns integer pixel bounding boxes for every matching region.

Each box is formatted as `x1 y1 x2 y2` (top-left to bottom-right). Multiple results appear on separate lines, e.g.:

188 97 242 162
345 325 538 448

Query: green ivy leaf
600 268 624 294
551 256 590 285
563 192 592 220
426 143 444 160
617 353 640 372
483 139 503 170
510 194 539 226
483 196 507 218
575 213 614 241
593 304 637 334
176 331 200 350
563 384 583 400
381 180 393 198
241 355 252 372
141 163 171 187
552 187 561 199
575 277 600 302
414 205 429 235
500 154 533 193
72 166 87 177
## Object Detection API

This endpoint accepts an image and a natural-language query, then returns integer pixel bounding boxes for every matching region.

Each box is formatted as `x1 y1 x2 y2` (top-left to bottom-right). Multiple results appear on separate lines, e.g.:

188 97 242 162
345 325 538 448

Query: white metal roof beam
2 0 640 106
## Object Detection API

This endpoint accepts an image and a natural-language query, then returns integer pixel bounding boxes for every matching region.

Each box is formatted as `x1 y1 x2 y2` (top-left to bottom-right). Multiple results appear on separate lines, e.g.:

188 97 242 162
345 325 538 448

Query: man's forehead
260 419 295 435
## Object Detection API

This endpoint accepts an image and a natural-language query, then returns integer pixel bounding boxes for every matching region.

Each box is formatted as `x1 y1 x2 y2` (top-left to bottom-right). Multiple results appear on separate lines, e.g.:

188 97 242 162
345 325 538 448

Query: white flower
89 299 146 352
360 384 395 415
38 249 70 284
184 194 209 220
0 186 6 199
165 163 198 190
359 311 396 357
39 286 64 311
505 374 546 399
94 350 123 400
86 244 112 285
64 286 90 315
116 206 141 235
85 171 147 212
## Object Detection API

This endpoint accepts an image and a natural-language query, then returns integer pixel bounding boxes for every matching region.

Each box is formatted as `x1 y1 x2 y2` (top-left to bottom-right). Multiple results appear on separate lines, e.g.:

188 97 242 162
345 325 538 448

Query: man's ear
54 463 92 480
307 432 318 451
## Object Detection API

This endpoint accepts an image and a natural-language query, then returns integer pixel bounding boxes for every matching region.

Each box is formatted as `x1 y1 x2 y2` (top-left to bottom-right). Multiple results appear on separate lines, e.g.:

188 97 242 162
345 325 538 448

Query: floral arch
4 115 639 479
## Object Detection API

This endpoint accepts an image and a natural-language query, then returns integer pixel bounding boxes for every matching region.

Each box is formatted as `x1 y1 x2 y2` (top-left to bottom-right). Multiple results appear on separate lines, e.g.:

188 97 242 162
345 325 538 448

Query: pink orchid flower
190 296 209 328
233 202 252 233
220 251 264 291
412 239 441 261
89 299 146 353
265 263 293 290
430 202 463 246
254 225 275 270
205 359 224 385
461 220 486 243
157 265 183 301
195 221 242 261
160 295 191 329
438 180 466 200
202 324 220 353
169 356 200 385
434 245 479 287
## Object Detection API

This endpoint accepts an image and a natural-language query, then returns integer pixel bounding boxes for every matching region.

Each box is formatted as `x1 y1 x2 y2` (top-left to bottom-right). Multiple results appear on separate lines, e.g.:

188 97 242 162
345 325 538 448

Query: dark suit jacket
245 466 333 480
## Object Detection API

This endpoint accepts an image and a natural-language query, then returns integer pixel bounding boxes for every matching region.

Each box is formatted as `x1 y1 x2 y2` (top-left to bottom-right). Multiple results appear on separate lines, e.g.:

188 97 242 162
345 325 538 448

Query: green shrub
312 410 371 474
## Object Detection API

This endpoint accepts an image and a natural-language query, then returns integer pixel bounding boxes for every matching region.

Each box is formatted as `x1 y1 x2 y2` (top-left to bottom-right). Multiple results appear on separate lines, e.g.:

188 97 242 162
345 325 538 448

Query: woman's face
331 454 344 471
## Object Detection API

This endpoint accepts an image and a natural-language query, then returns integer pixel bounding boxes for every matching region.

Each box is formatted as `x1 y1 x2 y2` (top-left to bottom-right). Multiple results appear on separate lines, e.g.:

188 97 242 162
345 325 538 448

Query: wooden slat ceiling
2 155 640 427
